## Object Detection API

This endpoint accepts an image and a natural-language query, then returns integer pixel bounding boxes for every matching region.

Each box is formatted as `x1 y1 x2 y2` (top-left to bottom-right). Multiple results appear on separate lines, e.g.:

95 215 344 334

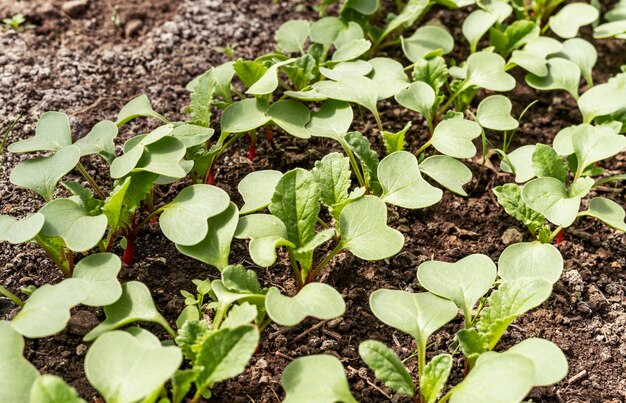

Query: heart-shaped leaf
159 184 231 246
266 283 345 326
0 322 39 402
247 59 297 95
73 253 123 306
579 197 626 232
572 128 626 173
238 170 284 214
84 281 174 341
370 290 457 344
526 58 581 99
116 94 168 126
332 38 372 62
29 375 85 403
418 254 496 317
578 77 626 123
430 118 482 158
74 120 119 162
310 16 347 45
170 124 214 148
313 75 380 127
221 98 270 133
177 202 239 271
378 151 443 209
420 155 473 196
39 198 108 252
449 353 535 402
402 25 454 62
306 100 353 139
11 278 89 338
320 60 372 81
338 196 404 260
368 58 410 100
275 20 310 53
521 177 583 227
557 38 597 86
476 95 519 131
266 100 311 139
9 112 71 153
462 10 498 53
466 52 516 91
85 330 182 403
10 145 81 201
504 338 568 386
281 355 357 403
500 145 537 183
498 242 563 284
234 214 294 267
395 81 436 123
549 2 599 39
0 213 44 244
359 340 414 397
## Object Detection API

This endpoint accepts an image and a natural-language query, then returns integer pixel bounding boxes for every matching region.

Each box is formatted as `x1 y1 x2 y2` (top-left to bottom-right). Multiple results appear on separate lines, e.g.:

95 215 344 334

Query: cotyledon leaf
419 155 473 196
73 253 123 307
238 170 283 214
0 213 44 244
221 98 271 133
115 94 168 126
0 322 39 402
498 241 563 284
266 100 311 139
476 95 519 131
579 197 626 232
549 2 599 39
74 120 119 162
234 214 295 267
521 177 584 227
500 145 537 183
8 111 71 153
247 59 297 95
306 100 353 139
266 283 345 326
430 118 482 159
29 374 85 403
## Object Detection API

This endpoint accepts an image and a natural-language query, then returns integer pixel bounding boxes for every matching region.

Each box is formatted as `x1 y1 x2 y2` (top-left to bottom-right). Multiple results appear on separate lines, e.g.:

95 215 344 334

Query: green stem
593 174 626 187
76 162 107 199
414 140 432 157
547 225 564 243
316 217 330 229
373 110 384 133
137 207 165 230
435 81 469 122
35 236 70 277
339 138 366 188
417 339 426 399
0 285 24 307
288 249 304 290
307 242 344 283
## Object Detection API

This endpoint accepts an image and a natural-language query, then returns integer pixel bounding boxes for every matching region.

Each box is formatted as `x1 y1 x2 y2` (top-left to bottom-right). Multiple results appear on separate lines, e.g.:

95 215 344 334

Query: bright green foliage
266 283 345 326
0 322 39 402
234 214 293 267
345 131 380 192
238 170 283 214
222 302 258 329
159 184 231 246
401 25 454 62
275 20 310 53
381 122 410 154
430 117 482 158
9 112 71 153
526 58 581 99
549 3 599 39
493 183 546 236
500 145 537 183
115 94 168 126
312 152 351 209
359 340 414 397
85 330 182 403
532 144 568 181
266 100 311 139
74 120 119 162
490 20 539 56
421 354 453 403
503 338 568 386
476 95 519 131
73 253 123 306
281 355 357 403
29 375 85 403
306 100 353 139
395 81 436 123
0 213 44 244
413 56 448 92
580 197 626 231
221 98 270 133
419 156 473 196
247 59 296 95
498 241 563 284
84 281 174 341
522 177 587 227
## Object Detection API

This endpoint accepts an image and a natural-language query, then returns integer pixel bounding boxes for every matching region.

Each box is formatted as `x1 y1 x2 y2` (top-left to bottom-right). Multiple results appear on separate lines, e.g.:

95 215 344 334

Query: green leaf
594 20 626 39
0 213 44 244
281 355 357 403
306 100 353 139
417 254 496 316
266 283 345 326
11 278 88 338
221 98 270 133
532 144 568 181
10 145 81 201
462 10 498 53
420 155 473 196
39 198 108 251
84 281 173 341
578 75 626 123
269 168 320 248
233 60 268 89
238 170 284 214
381 0 429 42
498 242 563 284
490 20 539 56
247 59 297 95
448 353 535 402
382 122 410 154
170 124 214 148
160 184 231 246
0 322 39 402
266 100 311 139
549 3 599 39
522 177 583 227
493 184 545 233
573 128 626 172
339 196 404 260
73 253 123 307
476 95 518 131
558 38 597 86
85 330 182 403
320 60 372 81
172 369 201 403
176 305 200 330
359 340 414 397
115 94 168 126
526 58 581 99
194 325 259 391
74 120 118 162
275 20 310 53
313 76 379 124
222 265 262 294
175 320 209 361
61 181 102 215
234 214 294 267
332 38 372 62
9 112 71 153
505 338 568 386
368 57 410 100
430 118 482 158
500 145 537 183
29 375 85 403
312 152 351 208
401 25 454 63
378 151 442 209
412 56 448 91
370 290 457 344
466 51 516 91
395 81 436 123
345 131 380 192
310 16 347 45
421 354 453 403
222 302 258 329
579 197 626 232
189 70 216 128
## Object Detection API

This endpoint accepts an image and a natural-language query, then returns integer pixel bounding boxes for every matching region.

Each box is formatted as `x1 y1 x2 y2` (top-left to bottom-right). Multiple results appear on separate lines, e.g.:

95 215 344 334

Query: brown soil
1 0 626 402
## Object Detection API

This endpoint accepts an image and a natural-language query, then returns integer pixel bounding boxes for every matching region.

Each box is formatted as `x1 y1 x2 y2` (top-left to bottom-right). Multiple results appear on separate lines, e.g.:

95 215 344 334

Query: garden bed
1 0 626 402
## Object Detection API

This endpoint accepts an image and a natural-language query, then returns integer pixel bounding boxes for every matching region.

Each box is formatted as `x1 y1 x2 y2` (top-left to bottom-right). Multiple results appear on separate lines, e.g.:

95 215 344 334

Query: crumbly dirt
1 0 626 402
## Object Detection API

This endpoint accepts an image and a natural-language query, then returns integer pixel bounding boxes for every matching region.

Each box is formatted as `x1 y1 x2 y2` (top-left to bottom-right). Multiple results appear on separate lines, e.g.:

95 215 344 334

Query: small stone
327 317 343 329
125 19 144 37
501 227 524 245
62 0 90 18
67 310 99 336
76 344 88 356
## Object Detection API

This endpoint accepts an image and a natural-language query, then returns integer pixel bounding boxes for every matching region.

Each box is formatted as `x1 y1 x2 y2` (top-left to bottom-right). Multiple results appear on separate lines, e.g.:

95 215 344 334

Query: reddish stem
207 169 215 185
150 216 158 225
248 135 256 161
122 237 135 265
555 229 565 245
264 126 273 142
255 343 261 354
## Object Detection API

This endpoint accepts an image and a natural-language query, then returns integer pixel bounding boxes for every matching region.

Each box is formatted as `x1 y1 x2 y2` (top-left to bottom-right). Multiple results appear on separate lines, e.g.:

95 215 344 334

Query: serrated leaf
431 118 482 158
266 283 345 326
312 152 351 208
29 375 85 403
234 214 294 267
382 122 410 154
221 264 262 294
345 131 380 192
73 253 123 307
359 340 414 397
531 144 568 181
189 70 216 128
175 320 209 361
420 155 472 196
421 354 453 403
0 322 39 402
0 213 44 244
498 242 563 284
493 183 545 233
579 197 626 232
412 56 448 91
